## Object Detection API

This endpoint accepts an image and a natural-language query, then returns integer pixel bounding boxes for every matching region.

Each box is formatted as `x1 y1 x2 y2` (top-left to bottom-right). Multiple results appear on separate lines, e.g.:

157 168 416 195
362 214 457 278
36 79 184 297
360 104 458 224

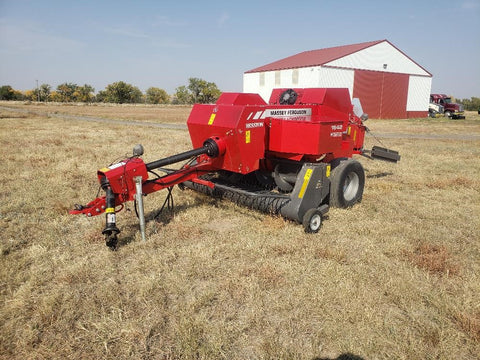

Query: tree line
457 97 480 111
0 78 221 105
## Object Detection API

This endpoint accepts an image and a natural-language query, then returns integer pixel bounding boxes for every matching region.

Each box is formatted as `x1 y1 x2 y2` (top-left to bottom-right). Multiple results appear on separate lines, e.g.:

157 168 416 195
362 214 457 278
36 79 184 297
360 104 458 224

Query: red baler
71 88 399 248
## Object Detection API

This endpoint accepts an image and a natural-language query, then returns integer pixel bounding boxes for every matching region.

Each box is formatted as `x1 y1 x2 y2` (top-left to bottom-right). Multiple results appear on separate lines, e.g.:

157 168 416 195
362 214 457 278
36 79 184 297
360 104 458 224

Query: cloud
104 26 150 39
0 18 85 55
152 15 187 27
103 26 189 48
103 22 189 48
461 1 479 9
217 12 230 28
151 38 190 49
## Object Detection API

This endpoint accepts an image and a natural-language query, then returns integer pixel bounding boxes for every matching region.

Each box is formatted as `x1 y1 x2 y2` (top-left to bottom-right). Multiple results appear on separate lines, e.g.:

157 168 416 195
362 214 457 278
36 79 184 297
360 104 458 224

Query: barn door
353 71 408 119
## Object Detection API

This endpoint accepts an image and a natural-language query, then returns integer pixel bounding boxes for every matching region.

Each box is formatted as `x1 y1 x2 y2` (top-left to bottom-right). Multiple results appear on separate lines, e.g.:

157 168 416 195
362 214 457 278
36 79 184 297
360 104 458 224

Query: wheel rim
309 214 322 231
343 172 360 201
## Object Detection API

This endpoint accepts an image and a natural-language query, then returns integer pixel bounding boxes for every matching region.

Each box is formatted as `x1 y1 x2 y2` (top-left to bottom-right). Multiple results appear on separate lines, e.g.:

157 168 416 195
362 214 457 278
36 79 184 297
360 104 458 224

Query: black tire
329 159 365 208
445 110 452 118
330 157 348 170
303 208 323 233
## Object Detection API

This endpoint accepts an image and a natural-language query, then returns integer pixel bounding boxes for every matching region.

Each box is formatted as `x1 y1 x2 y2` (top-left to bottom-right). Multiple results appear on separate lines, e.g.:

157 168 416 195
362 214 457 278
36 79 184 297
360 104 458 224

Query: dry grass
0 104 479 359
404 243 460 276
0 100 192 123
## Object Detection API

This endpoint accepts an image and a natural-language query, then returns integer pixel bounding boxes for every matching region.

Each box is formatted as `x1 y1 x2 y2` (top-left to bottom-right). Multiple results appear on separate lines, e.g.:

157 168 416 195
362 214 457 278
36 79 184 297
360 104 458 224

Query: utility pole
36 79 39 102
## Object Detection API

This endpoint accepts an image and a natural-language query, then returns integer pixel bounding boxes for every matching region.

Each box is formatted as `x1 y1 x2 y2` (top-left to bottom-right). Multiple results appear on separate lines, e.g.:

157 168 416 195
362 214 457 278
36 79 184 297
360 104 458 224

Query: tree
172 78 221 104
172 85 192 104
56 82 78 102
12 89 24 100
75 84 95 103
49 91 62 102
459 97 480 111
188 78 206 103
102 81 143 104
187 77 221 104
146 87 169 104
39 83 51 102
96 90 107 103
0 85 15 100
23 90 36 101
1 85 24 100
198 80 222 104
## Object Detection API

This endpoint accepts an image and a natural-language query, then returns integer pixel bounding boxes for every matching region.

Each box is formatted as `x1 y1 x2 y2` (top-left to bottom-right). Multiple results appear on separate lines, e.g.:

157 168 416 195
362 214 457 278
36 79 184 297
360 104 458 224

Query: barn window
259 73 265 87
292 69 299 85
275 71 281 86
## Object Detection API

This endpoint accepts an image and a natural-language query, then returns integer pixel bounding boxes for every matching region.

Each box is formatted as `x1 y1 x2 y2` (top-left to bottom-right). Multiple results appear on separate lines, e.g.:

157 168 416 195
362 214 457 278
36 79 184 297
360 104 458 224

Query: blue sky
1 0 479 99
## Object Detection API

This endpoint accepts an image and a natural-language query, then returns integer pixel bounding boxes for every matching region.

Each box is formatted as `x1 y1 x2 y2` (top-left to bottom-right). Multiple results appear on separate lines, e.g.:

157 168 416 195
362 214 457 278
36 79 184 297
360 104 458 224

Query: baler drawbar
70 88 400 248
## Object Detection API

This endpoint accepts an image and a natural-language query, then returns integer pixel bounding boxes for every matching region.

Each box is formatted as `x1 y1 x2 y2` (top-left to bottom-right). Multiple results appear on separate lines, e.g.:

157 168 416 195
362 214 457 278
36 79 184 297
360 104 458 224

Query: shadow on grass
366 171 393 179
313 353 365 360
115 194 213 249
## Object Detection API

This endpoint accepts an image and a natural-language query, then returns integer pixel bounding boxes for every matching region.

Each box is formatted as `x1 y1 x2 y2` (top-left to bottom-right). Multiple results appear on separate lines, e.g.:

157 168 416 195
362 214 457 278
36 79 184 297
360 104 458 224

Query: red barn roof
245 40 386 73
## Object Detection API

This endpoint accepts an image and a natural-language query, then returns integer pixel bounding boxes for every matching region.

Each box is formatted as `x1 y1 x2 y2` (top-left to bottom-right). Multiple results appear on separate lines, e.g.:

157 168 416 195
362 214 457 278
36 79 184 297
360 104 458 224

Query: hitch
102 184 120 249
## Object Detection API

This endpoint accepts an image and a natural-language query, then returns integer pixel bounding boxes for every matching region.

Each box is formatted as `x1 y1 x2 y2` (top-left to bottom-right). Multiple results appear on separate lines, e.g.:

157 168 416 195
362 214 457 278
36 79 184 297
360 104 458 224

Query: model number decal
246 122 264 129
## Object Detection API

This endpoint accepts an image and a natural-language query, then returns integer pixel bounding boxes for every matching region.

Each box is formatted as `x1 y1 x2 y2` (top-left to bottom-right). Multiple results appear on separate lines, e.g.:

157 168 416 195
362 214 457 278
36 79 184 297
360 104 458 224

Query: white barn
243 40 432 119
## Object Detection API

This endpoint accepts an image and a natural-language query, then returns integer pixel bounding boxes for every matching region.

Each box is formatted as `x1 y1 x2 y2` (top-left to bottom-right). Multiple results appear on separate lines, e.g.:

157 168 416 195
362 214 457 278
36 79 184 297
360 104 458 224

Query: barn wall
243 72 271 101
407 75 431 117
317 67 354 97
244 66 355 102
244 68 321 102
243 73 256 93
298 67 319 87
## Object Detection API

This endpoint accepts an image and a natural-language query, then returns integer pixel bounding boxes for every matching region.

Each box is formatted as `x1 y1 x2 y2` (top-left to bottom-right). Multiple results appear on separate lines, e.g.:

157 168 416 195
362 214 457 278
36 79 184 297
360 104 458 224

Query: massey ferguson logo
261 108 312 118
246 108 313 123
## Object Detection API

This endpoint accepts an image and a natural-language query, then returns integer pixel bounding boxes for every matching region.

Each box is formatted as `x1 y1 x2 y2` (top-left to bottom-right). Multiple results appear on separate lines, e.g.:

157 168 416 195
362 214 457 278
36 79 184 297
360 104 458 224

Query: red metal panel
353 70 409 119
267 88 352 158
407 111 428 118
187 103 266 174
97 158 148 202
353 70 383 118
268 118 344 156
216 92 266 106
381 73 408 119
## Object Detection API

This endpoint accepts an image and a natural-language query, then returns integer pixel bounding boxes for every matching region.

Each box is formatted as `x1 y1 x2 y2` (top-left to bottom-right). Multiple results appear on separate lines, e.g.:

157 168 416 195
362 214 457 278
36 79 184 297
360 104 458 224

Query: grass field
1 103 479 359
